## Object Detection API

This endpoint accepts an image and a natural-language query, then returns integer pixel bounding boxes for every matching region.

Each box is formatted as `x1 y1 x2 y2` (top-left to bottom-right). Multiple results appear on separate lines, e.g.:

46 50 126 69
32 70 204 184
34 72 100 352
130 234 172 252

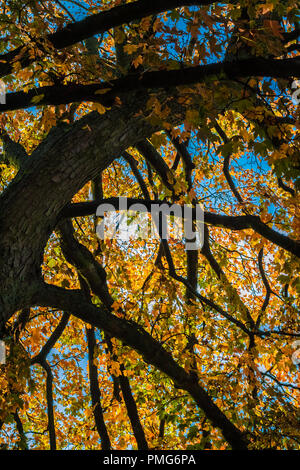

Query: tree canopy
0 0 299 451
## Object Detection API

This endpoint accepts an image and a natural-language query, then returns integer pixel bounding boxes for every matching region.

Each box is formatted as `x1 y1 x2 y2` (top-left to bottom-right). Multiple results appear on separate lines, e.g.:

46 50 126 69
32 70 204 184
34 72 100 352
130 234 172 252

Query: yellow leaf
133 55 143 69
94 88 111 95
31 94 45 104
93 103 107 114
123 44 139 55
112 301 122 311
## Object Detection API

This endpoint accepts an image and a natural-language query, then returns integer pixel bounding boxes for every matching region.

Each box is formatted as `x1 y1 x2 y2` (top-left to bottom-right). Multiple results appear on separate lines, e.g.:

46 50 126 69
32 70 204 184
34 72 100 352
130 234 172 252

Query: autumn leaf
30 94 45 104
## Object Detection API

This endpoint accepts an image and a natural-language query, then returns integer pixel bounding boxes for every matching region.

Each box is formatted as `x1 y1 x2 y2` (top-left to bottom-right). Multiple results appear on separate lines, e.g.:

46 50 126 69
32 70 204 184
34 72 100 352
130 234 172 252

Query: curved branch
256 248 272 328
31 312 70 364
61 198 300 258
30 358 56 450
1 57 300 113
135 140 176 190
160 239 251 335
13 410 28 450
34 282 248 450
167 131 194 190
86 325 112 450
0 0 219 79
277 177 295 197
118 369 149 450
30 312 70 450
122 151 151 200
61 220 148 450
214 122 244 205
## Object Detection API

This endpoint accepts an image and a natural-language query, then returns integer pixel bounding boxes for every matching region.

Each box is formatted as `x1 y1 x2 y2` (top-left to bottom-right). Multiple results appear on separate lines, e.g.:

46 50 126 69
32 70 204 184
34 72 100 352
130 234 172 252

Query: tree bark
0 89 179 329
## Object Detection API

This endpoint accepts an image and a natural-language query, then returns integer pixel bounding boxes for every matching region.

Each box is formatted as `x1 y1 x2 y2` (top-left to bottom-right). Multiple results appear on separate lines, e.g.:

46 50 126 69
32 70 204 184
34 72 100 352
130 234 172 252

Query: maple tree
0 0 299 451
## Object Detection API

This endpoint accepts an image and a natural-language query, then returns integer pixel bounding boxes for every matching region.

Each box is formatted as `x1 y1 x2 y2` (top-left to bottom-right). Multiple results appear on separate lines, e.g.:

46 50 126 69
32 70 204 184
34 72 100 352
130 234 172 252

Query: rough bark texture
0 90 177 327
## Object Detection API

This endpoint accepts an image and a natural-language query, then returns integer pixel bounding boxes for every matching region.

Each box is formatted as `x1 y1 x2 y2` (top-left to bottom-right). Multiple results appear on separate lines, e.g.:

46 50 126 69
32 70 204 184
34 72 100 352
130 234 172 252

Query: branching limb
160 239 252 335
60 195 148 449
13 410 28 450
0 0 221 79
122 151 151 199
277 177 295 197
61 198 300 259
2 57 300 113
78 275 112 450
30 312 70 450
214 121 244 205
86 324 112 450
58 219 113 309
256 248 272 328
201 225 255 331
31 312 70 364
34 282 249 450
135 140 176 191
167 131 194 190
29 358 56 450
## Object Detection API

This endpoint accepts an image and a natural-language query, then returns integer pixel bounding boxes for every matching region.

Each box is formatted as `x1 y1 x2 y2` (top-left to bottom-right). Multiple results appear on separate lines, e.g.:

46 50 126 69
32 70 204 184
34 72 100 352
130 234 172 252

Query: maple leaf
132 55 143 68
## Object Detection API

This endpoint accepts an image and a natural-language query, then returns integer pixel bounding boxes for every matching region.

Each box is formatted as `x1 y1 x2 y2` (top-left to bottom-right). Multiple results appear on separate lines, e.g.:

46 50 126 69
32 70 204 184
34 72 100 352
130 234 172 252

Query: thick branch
58 219 112 308
61 198 300 258
167 131 194 190
31 312 70 450
13 410 28 450
31 312 70 364
86 325 112 450
43 360 56 451
60 219 148 450
214 122 244 205
135 140 176 190
104 334 148 450
30 359 56 450
122 151 151 199
256 248 272 328
0 0 219 79
0 90 167 324
1 57 300 112
277 177 295 197
34 282 248 449
118 370 149 450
